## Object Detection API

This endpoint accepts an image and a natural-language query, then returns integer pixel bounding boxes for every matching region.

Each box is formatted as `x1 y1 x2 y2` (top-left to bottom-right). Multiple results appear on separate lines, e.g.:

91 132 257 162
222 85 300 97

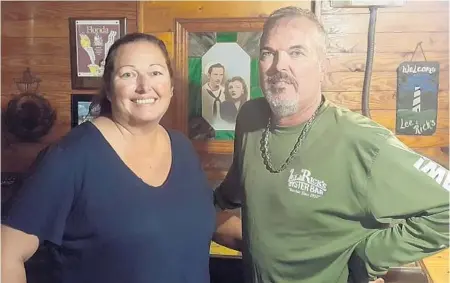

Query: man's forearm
355 211 449 278
214 210 243 251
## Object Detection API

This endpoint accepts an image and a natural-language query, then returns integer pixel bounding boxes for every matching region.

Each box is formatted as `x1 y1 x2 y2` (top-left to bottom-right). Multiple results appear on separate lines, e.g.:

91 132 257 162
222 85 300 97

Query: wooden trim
137 1 145 33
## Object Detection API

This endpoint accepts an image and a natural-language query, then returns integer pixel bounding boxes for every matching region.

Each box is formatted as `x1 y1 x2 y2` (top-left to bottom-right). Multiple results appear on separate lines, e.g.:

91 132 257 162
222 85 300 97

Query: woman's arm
1 225 39 283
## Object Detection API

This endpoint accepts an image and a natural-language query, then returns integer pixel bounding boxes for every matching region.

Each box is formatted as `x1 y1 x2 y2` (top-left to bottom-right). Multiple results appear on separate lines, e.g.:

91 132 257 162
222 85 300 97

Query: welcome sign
396 61 439 136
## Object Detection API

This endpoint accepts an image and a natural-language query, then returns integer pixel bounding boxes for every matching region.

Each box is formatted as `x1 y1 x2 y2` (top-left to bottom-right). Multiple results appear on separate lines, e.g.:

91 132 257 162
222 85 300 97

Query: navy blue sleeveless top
3 122 216 283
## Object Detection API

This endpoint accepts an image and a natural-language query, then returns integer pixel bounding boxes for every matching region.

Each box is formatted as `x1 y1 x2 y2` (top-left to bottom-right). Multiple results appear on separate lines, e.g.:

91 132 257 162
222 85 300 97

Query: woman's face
110 41 173 126
228 80 244 99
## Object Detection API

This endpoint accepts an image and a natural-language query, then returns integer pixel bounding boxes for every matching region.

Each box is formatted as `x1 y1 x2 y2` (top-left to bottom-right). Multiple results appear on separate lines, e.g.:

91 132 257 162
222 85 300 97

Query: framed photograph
71 94 99 128
69 17 126 89
174 18 265 146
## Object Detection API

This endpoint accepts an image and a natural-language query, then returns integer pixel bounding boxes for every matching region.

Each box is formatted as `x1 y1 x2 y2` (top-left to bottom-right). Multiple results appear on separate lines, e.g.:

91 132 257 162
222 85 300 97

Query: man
213 6 449 283
202 63 226 127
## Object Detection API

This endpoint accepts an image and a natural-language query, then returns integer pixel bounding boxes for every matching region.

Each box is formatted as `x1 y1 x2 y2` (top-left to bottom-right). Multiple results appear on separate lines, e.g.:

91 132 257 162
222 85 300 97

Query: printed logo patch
288 169 328 199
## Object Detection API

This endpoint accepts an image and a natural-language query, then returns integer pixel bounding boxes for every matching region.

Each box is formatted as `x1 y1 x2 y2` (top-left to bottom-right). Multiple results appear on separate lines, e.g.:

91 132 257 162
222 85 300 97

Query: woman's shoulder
44 122 103 158
63 121 101 144
26 122 101 174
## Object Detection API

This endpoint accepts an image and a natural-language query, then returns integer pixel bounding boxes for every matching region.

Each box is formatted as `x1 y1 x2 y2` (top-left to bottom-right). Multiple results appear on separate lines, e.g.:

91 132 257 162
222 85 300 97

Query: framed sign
69 18 126 89
396 61 439 136
71 94 99 128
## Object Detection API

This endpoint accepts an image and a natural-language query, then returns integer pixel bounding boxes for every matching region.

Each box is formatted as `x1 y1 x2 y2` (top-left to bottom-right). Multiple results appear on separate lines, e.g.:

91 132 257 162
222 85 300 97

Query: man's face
259 16 325 118
208 67 224 88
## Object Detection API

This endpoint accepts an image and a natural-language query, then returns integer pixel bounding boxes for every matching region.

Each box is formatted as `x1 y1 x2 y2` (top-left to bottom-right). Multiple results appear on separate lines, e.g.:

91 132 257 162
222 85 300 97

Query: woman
1 33 215 283
220 76 248 123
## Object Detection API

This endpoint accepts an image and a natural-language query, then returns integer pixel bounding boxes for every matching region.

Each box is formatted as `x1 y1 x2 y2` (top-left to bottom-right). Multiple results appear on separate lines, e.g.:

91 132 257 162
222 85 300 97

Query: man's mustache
267 72 297 87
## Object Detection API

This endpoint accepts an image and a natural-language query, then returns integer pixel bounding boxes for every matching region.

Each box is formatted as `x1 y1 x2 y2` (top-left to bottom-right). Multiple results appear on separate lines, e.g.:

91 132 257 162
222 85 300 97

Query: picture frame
174 17 266 150
69 17 127 89
71 94 98 128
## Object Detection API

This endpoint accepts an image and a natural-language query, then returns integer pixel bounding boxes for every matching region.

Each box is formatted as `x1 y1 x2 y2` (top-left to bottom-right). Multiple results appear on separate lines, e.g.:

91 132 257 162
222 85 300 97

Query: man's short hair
208 63 225 75
261 6 328 56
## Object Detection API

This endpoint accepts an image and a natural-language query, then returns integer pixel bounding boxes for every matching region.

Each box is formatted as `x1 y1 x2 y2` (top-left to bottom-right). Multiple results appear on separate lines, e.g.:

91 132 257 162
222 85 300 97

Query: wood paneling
321 0 448 14
2 0 448 177
323 12 448 34
319 0 448 163
2 38 70 56
328 32 449 53
323 71 448 92
138 0 448 174
325 91 448 110
1 1 138 172
326 52 449 72
1 19 137 38
1 1 138 20
139 1 310 33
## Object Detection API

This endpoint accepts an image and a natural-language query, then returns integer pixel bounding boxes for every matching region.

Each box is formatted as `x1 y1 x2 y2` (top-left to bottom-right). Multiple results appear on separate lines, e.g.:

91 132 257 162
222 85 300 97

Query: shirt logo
288 169 328 199
413 157 450 191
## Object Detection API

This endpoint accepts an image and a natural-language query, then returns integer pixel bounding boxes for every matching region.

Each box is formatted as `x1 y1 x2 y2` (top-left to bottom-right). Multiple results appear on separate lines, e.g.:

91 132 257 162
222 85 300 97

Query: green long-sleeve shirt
215 97 449 283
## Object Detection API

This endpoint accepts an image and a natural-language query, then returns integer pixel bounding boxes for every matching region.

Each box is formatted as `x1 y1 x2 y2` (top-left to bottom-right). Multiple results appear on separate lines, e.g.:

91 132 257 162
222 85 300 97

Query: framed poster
69 18 126 89
71 94 99 128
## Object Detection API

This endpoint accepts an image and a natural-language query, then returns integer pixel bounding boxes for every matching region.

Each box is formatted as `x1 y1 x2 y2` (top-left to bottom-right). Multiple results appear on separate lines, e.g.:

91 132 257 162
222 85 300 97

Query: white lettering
399 118 436 134
420 161 447 184
414 158 450 191
300 169 311 183
442 174 450 191
402 64 436 75
300 182 310 192
414 157 427 170
86 25 109 34
287 169 328 199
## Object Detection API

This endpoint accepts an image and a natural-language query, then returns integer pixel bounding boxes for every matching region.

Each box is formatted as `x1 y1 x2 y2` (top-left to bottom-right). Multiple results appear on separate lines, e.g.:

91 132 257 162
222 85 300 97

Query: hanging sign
396 43 439 136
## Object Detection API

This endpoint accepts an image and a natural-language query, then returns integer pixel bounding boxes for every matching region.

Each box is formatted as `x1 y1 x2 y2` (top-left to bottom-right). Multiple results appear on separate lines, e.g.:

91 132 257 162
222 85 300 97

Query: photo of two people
201 62 249 130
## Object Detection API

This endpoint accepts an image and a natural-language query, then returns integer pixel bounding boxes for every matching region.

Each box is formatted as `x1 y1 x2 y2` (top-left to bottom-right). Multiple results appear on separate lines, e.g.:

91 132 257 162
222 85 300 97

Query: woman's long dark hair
89 33 173 117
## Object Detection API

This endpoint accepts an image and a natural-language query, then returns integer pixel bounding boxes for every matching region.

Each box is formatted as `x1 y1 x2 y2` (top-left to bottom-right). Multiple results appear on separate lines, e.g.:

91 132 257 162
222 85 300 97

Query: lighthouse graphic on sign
412 86 421 112
396 61 439 136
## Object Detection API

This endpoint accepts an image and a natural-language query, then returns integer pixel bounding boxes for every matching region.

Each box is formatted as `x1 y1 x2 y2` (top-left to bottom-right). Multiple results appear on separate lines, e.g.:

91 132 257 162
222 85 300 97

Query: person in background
213 6 449 283
220 76 249 124
202 63 226 124
2 33 215 283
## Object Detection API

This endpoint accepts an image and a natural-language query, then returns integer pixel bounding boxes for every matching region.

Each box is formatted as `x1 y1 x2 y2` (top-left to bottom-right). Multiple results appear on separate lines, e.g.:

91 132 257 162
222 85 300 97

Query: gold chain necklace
260 99 324 173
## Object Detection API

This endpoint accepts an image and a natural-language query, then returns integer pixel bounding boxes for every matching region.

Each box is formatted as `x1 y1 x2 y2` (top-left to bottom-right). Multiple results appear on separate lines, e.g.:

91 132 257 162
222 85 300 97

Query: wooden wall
1 1 138 172
1 0 448 172
139 0 448 175
138 1 312 135
319 0 449 167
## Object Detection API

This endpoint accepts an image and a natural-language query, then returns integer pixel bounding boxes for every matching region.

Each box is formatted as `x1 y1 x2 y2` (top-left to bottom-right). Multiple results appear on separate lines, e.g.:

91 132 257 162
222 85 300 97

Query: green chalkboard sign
396 61 439 136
